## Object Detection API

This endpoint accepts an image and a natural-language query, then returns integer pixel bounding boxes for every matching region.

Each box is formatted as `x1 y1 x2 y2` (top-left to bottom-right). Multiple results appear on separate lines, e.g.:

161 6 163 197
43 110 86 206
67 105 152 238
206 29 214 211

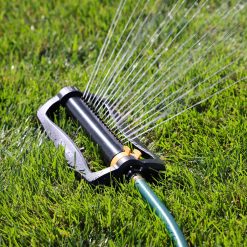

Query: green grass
0 0 246 246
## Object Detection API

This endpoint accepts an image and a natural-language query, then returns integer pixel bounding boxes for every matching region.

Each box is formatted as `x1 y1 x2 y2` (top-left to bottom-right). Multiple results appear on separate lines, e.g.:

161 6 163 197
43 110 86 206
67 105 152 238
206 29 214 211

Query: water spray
38 86 188 246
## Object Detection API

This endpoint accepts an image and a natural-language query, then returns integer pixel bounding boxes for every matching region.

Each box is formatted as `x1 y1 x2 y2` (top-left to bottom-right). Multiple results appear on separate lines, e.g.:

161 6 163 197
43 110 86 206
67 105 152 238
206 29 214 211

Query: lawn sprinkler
37 86 188 247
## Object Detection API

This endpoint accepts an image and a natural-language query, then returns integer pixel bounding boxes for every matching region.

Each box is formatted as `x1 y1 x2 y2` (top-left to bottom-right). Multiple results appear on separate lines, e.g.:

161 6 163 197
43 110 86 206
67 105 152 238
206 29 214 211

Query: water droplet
151 34 158 44
168 12 173 20
238 4 244 10
133 63 138 69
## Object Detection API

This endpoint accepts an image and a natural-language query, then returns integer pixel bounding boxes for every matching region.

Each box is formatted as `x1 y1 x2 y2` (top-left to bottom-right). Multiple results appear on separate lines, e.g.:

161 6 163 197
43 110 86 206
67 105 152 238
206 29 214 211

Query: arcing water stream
83 0 246 144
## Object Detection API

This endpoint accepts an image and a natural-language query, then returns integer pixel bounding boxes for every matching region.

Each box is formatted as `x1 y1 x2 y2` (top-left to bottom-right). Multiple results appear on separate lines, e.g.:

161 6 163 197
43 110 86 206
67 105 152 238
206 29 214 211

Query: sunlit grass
0 0 246 246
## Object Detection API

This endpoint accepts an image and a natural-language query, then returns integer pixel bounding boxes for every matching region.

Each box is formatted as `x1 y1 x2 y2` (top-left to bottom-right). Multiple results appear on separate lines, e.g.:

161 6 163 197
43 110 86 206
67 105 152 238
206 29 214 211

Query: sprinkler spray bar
38 86 188 246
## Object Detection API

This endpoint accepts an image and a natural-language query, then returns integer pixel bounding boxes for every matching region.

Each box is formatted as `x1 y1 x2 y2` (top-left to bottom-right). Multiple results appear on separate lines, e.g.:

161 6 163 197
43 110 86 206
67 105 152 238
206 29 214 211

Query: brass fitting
110 146 142 166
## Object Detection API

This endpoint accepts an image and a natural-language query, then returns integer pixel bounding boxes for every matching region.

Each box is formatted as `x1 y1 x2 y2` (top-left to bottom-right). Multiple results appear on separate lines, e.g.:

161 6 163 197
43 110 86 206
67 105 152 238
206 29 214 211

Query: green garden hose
133 174 188 247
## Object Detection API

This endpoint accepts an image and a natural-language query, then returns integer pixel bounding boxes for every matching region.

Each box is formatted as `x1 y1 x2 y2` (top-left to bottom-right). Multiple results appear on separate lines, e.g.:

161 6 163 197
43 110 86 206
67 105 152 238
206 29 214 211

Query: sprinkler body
38 86 164 184
38 86 188 246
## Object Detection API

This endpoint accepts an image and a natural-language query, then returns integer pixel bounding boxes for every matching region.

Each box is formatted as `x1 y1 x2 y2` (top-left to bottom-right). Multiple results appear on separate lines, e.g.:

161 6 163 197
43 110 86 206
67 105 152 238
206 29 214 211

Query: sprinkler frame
37 86 164 185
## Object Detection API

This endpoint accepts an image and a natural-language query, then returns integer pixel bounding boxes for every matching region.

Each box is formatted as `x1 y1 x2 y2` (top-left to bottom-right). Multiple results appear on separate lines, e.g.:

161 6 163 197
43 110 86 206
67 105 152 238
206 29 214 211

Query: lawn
0 0 246 246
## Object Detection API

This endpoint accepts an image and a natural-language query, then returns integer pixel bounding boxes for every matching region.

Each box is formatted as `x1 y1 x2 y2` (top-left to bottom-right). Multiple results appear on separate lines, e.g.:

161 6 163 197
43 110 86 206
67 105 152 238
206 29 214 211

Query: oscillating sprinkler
37 86 188 247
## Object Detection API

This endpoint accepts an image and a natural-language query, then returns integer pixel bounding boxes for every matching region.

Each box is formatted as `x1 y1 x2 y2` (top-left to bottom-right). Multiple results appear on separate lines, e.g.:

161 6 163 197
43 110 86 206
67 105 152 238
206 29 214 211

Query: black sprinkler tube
63 96 123 163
